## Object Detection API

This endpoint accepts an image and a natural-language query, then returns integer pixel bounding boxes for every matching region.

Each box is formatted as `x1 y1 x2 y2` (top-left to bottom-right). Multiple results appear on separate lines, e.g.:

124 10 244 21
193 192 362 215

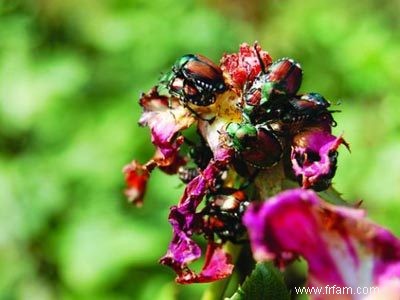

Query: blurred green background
1 0 399 299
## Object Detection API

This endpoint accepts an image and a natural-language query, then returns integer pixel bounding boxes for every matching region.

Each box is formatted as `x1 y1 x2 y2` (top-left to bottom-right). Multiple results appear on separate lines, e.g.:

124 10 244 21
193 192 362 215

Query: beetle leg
254 42 267 74
167 98 173 109
167 110 177 122
184 104 205 119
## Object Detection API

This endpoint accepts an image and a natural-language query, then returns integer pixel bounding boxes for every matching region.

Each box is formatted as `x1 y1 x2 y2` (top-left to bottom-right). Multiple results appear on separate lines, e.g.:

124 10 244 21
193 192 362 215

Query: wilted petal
176 242 234 284
243 188 400 297
153 145 187 174
160 148 234 281
123 160 150 206
139 87 195 160
123 88 194 204
220 42 272 90
159 206 202 274
291 127 349 191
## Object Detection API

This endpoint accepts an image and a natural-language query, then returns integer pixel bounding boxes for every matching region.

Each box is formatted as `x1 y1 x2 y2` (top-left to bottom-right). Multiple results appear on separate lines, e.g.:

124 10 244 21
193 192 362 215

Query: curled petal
154 145 187 174
123 88 193 204
291 127 349 191
243 188 400 296
123 161 150 207
176 242 234 284
160 148 234 281
220 42 272 90
139 87 195 159
159 206 202 274
123 149 186 205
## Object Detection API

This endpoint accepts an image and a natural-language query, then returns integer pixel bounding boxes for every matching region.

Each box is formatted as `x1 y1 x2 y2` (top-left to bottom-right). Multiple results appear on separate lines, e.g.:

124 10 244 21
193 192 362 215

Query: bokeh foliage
0 0 399 299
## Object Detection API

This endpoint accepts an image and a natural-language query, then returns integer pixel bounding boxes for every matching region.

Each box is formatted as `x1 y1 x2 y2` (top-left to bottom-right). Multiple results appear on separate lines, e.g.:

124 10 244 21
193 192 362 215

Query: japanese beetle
178 166 199 183
266 93 335 135
289 92 330 112
226 122 283 168
243 55 303 124
187 137 214 169
202 188 249 243
263 58 303 98
161 54 227 106
177 137 216 184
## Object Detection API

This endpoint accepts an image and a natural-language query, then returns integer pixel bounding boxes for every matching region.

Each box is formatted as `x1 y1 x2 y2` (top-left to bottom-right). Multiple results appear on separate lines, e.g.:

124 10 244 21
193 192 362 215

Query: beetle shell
264 58 303 97
226 122 258 151
180 55 226 92
242 58 303 124
240 126 283 168
289 92 330 111
261 93 334 136
188 139 214 169
284 93 334 130
165 54 227 106
202 188 249 243
227 123 283 168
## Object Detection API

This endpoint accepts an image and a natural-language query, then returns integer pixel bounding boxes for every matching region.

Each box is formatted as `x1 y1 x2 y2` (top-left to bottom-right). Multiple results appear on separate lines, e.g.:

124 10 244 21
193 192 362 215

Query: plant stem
254 163 286 199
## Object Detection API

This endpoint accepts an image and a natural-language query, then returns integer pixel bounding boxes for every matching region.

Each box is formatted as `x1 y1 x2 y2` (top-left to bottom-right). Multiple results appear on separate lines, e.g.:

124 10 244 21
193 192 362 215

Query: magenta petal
159 205 202 271
159 148 234 281
176 242 234 284
243 188 400 294
123 88 194 205
139 87 195 160
123 89 192 204
291 128 349 190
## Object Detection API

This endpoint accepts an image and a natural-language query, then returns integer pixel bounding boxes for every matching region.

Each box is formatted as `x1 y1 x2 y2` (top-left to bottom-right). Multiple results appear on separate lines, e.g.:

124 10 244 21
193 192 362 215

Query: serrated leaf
283 179 351 207
318 186 350 206
228 263 290 300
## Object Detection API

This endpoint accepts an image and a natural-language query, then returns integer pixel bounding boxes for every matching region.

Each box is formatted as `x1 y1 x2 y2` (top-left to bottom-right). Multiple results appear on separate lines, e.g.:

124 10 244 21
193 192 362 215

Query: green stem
254 162 286 199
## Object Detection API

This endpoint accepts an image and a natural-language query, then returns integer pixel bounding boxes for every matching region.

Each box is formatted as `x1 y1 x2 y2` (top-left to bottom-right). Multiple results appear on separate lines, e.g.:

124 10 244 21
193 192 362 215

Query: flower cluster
123 43 400 296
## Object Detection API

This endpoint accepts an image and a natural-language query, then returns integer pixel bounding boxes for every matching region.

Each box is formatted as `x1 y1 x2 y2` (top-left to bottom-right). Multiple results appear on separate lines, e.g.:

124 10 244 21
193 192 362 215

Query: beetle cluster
159 50 336 176
176 138 248 243
227 51 336 173
157 47 340 243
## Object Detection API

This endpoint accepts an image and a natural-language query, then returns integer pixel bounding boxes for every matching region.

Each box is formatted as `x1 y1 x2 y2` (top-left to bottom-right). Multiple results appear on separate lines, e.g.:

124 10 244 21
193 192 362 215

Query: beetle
226 122 283 169
262 58 303 98
160 54 227 107
177 166 199 184
265 93 336 135
187 137 214 169
288 92 330 115
202 188 249 243
288 93 335 126
243 52 303 124
177 136 216 184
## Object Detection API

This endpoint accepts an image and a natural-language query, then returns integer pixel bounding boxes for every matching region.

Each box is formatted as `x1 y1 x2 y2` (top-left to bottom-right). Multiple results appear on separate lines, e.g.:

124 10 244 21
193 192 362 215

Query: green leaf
318 186 350 206
228 263 290 300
